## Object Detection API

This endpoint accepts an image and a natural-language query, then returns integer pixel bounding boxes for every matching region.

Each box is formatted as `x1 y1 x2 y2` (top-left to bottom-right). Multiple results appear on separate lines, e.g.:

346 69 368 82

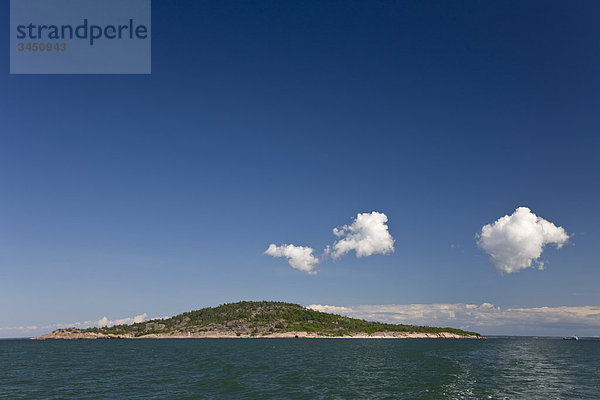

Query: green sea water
1 338 599 399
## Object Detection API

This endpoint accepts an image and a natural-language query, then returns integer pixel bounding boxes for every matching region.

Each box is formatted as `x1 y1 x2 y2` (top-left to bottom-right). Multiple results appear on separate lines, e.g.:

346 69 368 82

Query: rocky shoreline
32 330 480 340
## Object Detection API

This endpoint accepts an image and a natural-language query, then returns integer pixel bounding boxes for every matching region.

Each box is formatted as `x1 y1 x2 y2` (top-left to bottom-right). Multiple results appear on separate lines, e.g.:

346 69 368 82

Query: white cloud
264 244 319 274
307 303 600 335
331 211 395 259
265 211 394 274
61 312 148 329
306 305 353 314
477 207 570 274
96 313 147 327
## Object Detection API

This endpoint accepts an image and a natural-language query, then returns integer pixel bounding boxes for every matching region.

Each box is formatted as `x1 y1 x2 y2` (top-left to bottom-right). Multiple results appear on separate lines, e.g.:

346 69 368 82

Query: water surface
1 338 599 399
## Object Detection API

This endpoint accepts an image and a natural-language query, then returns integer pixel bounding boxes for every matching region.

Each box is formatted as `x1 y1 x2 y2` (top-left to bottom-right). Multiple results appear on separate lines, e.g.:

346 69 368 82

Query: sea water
1 338 599 399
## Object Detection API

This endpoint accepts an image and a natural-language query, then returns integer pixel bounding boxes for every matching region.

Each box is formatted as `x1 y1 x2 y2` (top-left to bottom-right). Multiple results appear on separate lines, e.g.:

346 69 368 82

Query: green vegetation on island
55 301 480 338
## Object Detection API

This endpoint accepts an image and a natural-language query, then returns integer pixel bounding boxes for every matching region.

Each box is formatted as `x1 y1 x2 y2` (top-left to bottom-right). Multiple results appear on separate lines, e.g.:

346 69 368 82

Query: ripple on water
1 338 599 399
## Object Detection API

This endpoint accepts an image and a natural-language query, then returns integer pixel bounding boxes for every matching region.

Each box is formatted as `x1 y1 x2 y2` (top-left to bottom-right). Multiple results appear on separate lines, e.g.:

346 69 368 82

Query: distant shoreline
32 331 481 340
30 301 481 340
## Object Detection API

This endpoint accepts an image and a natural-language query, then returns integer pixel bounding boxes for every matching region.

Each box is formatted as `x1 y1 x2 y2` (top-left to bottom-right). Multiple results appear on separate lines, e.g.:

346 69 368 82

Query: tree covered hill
56 301 479 338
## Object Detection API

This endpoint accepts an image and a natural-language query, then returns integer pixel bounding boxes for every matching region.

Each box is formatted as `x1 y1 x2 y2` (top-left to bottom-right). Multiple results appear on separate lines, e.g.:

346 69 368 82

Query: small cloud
265 244 319 274
538 261 545 271
96 313 147 327
307 304 353 314
477 207 569 274
331 211 395 259
266 211 394 274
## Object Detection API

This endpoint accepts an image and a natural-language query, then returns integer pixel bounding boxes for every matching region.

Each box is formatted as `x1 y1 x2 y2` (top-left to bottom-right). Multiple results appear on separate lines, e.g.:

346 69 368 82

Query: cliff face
32 301 481 339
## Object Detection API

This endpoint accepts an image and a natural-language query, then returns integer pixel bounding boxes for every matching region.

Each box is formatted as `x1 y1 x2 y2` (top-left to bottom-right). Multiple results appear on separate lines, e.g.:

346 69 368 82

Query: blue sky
1 0 599 337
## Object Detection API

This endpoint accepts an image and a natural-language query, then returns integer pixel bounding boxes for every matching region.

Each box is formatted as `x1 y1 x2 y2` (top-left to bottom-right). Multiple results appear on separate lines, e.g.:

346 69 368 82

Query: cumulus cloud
96 313 147 327
306 304 353 314
264 244 319 274
477 207 570 274
331 212 395 258
56 313 148 329
307 303 600 335
265 211 395 274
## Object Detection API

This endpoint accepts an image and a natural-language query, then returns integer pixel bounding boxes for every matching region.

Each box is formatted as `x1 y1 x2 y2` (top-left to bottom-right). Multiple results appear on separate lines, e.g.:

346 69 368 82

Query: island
33 301 480 339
